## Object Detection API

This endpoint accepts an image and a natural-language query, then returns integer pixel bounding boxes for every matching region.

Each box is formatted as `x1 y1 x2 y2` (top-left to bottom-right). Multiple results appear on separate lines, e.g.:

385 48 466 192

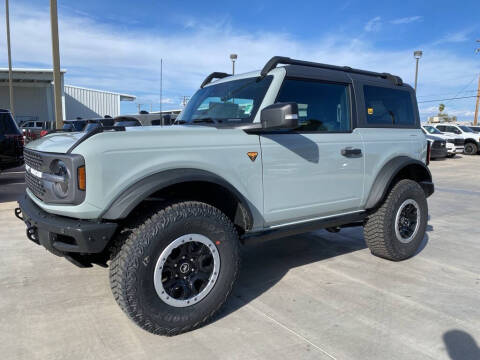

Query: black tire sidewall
128 204 238 331
464 143 477 155
384 181 428 259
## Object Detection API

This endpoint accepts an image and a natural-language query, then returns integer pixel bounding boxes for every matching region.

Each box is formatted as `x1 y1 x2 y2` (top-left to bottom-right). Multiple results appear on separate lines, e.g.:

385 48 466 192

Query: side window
364 85 415 126
276 79 351 132
437 125 446 131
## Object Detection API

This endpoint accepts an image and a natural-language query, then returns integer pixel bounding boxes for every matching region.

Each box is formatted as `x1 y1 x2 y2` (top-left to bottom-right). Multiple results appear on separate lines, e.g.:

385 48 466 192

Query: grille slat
25 171 46 199
24 148 44 170
23 149 46 199
454 139 465 146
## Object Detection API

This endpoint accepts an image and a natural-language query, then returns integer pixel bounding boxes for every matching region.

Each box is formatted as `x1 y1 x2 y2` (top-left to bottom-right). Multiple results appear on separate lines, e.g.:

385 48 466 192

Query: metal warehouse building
0 68 136 124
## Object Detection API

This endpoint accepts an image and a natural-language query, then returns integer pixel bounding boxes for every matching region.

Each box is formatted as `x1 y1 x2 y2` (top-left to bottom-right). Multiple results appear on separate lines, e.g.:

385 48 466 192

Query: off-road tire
109 201 240 336
464 142 478 155
364 179 428 261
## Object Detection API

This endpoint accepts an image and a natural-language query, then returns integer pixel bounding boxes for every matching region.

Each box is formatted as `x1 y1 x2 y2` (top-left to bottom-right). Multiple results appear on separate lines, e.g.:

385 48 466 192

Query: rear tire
109 201 240 336
464 142 478 155
364 179 428 261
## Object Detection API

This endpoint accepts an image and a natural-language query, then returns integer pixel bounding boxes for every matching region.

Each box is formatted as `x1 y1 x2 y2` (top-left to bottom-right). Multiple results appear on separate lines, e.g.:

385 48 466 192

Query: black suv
0 109 24 171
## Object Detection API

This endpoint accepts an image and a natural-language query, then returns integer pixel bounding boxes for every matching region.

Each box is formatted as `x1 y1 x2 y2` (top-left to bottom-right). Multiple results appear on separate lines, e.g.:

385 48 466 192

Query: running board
241 212 366 245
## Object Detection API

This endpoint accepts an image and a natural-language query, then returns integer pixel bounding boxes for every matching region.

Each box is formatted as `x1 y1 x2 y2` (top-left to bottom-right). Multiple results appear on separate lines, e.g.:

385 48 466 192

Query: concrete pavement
0 156 479 360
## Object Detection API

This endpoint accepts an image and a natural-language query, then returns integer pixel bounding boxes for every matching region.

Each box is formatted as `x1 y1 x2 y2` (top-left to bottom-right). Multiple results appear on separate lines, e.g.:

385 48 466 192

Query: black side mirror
260 103 299 130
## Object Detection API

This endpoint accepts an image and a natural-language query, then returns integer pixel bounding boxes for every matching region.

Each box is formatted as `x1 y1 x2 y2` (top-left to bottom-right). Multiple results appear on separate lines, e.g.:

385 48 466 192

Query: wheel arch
101 168 254 233
365 156 434 210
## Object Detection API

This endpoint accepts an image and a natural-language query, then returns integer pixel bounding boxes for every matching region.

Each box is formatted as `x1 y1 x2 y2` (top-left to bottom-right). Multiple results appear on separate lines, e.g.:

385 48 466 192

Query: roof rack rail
66 126 126 154
260 56 403 86
200 72 231 88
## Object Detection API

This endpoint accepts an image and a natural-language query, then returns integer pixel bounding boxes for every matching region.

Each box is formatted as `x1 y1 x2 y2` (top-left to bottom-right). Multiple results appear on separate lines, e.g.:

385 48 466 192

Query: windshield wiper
193 118 218 124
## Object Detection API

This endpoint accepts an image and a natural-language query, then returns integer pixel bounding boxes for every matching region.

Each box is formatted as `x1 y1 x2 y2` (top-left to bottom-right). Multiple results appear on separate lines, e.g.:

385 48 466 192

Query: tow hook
14 207 23 221
26 225 39 244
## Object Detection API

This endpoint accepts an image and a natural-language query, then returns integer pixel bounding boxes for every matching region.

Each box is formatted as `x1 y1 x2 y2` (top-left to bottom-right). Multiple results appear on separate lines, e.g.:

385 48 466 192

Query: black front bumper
16 195 117 256
430 147 448 159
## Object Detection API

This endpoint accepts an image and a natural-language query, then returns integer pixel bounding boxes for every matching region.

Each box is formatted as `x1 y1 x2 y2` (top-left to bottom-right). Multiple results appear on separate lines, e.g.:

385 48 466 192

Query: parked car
83 118 115 132
432 123 480 155
0 109 24 171
20 120 52 143
422 125 464 157
62 119 88 132
16 56 433 336
422 132 447 159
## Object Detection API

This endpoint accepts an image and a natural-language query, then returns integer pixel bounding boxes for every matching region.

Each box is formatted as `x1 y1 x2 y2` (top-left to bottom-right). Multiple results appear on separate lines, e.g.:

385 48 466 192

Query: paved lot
1 157 479 360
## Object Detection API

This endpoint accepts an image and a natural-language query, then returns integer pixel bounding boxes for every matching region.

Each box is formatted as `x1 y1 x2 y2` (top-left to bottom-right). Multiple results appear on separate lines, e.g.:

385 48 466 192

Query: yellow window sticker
367 107 374 115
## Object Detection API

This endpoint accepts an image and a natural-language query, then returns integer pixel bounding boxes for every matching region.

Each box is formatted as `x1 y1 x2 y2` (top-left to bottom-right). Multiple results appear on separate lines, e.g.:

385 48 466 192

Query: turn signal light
77 166 86 190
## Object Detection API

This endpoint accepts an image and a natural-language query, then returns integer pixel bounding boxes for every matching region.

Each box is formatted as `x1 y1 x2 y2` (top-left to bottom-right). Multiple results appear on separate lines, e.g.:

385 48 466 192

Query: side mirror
260 103 299 130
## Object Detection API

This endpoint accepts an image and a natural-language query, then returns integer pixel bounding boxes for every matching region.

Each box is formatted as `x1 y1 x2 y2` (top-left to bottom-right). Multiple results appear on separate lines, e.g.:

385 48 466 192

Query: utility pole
160 58 163 125
474 40 480 126
5 0 14 118
181 96 190 108
50 0 63 129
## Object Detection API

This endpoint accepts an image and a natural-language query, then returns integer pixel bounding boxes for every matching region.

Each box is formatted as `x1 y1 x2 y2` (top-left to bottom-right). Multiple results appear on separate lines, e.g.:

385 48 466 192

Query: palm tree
439 103 445 114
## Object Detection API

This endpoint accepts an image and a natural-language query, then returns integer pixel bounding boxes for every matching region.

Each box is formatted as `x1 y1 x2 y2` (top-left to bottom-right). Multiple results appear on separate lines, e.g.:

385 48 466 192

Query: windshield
423 126 442 135
177 76 273 125
459 125 474 133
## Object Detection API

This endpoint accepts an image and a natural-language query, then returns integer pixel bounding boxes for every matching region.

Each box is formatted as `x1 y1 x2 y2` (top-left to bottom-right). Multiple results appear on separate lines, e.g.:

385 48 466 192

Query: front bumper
16 194 117 257
430 147 448 159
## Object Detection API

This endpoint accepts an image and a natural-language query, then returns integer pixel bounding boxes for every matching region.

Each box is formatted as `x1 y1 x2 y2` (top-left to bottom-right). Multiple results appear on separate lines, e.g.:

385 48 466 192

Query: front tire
364 179 428 261
109 201 240 335
464 142 478 155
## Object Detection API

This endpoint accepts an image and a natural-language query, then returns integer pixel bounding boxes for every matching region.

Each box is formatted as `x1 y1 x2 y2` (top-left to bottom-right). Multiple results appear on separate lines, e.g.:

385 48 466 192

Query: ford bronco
16 57 434 335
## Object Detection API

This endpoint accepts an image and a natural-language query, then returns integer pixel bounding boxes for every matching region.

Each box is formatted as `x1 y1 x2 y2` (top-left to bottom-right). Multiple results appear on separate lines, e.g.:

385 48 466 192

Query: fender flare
365 156 433 210
101 168 254 228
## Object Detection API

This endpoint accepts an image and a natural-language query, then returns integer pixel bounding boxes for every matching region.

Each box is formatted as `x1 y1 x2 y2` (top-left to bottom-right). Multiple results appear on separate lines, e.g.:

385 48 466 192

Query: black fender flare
100 168 254 228
365 156 433 210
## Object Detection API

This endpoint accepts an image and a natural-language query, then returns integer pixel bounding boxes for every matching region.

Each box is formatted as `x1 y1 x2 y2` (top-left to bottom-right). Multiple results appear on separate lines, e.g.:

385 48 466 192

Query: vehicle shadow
218 227 367 320
216 226 430 322
443 329 480 360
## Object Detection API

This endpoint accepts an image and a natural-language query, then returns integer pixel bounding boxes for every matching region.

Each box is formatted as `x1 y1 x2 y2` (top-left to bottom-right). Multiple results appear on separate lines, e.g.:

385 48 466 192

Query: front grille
24 148 43 170
432 140 445 149
454 138 465 146
25 171 46 199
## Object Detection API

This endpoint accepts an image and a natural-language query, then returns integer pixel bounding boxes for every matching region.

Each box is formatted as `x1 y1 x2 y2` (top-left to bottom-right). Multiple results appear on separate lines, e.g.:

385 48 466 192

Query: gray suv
16 57 433 335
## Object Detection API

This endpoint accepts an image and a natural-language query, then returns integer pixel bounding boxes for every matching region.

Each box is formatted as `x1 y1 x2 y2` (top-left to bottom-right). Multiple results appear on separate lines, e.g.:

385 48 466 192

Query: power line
418 95 478 104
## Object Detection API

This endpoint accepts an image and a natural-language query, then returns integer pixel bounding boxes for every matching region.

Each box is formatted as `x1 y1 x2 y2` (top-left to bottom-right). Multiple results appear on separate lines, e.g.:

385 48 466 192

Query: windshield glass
459 125 474 133
423 126 442 135
177 76 273 125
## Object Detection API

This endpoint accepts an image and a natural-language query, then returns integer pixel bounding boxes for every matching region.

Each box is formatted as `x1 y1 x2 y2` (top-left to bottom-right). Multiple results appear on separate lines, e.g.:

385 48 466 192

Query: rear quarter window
364 85 416 127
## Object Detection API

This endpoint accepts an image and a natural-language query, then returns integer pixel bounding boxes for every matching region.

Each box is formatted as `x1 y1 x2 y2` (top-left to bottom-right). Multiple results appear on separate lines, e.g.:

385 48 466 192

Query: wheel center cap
179 262 190 274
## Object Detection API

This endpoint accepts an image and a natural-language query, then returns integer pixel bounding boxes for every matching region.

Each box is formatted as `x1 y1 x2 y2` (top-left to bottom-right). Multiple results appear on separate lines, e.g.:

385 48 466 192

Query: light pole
414 50 423 92
230 54 237 75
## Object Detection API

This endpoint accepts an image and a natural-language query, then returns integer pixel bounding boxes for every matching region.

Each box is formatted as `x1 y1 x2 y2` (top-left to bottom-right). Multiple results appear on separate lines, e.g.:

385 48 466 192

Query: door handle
341 147 362 157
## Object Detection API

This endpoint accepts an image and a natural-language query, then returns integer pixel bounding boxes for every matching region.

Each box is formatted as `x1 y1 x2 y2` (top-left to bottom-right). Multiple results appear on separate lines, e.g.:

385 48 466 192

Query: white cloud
0 4 478 120
391 16 423 25
364 16 382 32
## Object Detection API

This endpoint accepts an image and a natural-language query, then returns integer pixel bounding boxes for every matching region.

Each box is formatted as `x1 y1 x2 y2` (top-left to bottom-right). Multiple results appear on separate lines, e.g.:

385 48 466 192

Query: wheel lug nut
190 258 194 261
174 264 177 267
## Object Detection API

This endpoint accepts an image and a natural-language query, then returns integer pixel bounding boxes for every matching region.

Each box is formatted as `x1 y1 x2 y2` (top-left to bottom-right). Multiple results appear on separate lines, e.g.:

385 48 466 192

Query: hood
425 134 445 141
26 132 85 153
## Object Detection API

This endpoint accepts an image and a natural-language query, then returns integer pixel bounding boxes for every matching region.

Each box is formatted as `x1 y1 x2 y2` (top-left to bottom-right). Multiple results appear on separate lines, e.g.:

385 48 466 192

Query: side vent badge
247 152 258 162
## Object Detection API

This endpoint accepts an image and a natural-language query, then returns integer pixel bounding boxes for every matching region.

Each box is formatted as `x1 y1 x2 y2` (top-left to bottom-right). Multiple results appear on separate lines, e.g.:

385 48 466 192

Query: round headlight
50 160 70 198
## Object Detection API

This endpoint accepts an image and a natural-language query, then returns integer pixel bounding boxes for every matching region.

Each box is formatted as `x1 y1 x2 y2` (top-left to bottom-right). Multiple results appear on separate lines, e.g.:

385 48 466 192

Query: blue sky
1 0 479 120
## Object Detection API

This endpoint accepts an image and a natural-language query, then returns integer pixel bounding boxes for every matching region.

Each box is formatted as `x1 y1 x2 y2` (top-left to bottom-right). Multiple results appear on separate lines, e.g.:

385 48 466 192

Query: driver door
260 77 365 227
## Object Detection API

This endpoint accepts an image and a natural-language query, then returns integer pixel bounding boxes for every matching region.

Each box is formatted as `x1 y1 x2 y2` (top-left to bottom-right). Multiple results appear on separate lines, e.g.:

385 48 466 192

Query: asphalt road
0 156 479 360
